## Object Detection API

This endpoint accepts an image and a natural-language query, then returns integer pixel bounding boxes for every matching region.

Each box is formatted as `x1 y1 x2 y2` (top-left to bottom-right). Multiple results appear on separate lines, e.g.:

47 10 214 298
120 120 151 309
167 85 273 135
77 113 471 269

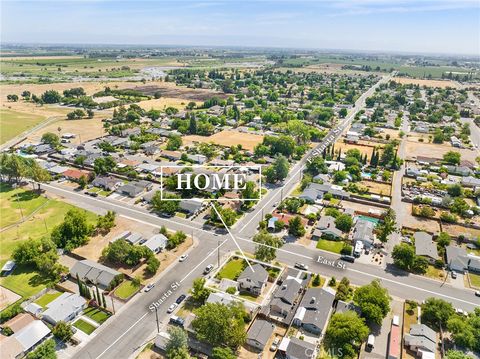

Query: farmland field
0 109 46 144
393 77 460 88
184 130 264 151
405 140 478 163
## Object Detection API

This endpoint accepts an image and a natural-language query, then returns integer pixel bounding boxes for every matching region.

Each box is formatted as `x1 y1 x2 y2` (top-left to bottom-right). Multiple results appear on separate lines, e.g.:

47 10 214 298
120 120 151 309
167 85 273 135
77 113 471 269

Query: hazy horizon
1 0 480 56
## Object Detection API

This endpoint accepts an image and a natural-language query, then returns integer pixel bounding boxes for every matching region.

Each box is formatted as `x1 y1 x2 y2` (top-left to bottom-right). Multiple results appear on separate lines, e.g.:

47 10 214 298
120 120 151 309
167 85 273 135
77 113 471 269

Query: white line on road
96 313 148 359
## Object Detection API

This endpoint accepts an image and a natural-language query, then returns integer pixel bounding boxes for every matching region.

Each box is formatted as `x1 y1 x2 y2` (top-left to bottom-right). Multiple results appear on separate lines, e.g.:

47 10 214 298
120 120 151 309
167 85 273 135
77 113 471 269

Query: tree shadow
14 190 41 202
384 263 409 277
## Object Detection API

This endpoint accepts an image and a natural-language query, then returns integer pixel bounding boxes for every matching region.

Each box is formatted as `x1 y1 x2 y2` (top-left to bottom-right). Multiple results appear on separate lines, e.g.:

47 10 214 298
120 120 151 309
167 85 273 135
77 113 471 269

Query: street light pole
155 307 160 334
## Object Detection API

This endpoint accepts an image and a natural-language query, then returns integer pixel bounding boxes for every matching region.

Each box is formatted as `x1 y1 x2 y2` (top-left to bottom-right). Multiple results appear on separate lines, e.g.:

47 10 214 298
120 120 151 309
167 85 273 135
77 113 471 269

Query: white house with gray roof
293 287 335 335
414 232 438 263
246 319 275 352
70 259 120 289
351 218 375 248
237 263 269 296
42 292 86 325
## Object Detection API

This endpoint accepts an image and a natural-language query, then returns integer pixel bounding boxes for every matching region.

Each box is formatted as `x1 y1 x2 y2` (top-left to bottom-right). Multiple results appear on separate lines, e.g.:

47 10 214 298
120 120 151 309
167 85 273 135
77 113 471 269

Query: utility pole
155 307 160 334
110 296 116 315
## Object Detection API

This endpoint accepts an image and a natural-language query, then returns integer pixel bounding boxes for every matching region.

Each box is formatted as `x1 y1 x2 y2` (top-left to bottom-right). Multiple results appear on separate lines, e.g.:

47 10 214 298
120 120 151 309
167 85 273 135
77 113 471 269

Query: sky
1 0 479 55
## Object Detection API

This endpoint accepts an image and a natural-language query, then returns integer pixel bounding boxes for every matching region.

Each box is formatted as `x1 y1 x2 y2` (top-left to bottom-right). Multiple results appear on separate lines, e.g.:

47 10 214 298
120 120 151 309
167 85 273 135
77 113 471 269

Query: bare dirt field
405 140 479 163
340 200 387 215
335 141 376 160
359 181 391 196
73 216 158 262
393 77 459 89
136 97 192 111
184 130 264 151
0 285 21 311
129 83 228 102
24 115 109 144
379 128 402 140
442 224 480 239
277 64 383 76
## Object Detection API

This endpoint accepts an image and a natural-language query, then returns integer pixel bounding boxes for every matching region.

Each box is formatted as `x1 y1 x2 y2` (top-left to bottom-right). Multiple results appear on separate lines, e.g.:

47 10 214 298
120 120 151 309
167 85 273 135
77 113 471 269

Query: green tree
192 302 247 349
265 155 289 183
353 280 390 325
335 277 351 301
421 297 454 330
52 321 73 342
211 347 236 359
324 311 369 359
376 208 397 243
190 278 210 305
447 184 463 197
151 191 180 215
96 210 116 234
41 132 60 148
51 209 93 251
447 316 476 349
41 90 62 104
166 326 190 359
146 256 160 274
288 215 306 237
443 151 461 165
445 350 474 359
335 214 353 232
26 339 57 359
166 135 183 150
392 243 415 270
305 156 327 175
253 231 283 262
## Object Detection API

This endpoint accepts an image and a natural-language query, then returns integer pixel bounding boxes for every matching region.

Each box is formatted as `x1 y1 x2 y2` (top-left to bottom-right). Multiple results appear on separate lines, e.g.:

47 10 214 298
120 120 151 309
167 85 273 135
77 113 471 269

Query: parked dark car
340 255 355 263
176 294 186 304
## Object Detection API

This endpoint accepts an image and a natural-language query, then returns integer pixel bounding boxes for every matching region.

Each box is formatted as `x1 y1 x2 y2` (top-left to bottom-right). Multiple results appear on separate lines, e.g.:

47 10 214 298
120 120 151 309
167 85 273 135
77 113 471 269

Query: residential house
351 218 375 248
299 183 350 203
206 292 236 306
63 168 91 182
137 163 160 173
450 136 461 148
42 292 87 325
0 319 51 359
278 337 317 359
187 154 207 164
446 245 480 273
91 175 123 191
70 259 120 289
311 216 342 240
269 277 302 319
179 199 204 216
117 180 153 197
414 232 438 263
462 176 480 188
143 234 168 254
237 264 269 296
404 324 437 356
160 150 182 161
246 319 275 352
293 287 335 335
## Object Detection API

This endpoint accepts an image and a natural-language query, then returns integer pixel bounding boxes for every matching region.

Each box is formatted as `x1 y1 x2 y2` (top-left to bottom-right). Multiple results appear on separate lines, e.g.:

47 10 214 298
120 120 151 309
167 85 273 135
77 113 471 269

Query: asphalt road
49 73 478 359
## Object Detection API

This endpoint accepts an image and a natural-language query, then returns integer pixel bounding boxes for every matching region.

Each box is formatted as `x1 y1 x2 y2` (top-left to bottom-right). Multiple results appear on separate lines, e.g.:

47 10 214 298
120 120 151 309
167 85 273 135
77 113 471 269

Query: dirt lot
335 141 376 160
359 180 391 196
136 97 192 111
393 77 459 89
184 130 264 151
379 128 402 140
129 83 228 102
277 64 383 76
340 200 387 215
405 140 479 163
441 224 480 239
73 216 157 262
24 115 109 145
0 285 21 311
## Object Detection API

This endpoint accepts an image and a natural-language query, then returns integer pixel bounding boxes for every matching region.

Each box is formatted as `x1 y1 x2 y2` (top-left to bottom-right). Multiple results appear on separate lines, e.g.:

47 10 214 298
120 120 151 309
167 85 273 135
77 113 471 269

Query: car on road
167 303 178 313
144 283 155 292
176 294 186 304
179 254 188 262
270 337 280 351
139 239 147 245
340 255 355 263
451 272 457 279
475 291 480 297
294 263 308 271
203 264 214 275
169 315 184 327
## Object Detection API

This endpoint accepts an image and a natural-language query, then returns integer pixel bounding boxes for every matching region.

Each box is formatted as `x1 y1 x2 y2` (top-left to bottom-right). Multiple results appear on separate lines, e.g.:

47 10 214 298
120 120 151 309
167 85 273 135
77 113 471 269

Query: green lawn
34 291 62 308
316 239 344 254
0 109 46 144
0 184 96 298
114 281 140 300
0 264 50 298
469 273 480 288
83 307 111 324
216 258 246 280
73 319 96 335
175 212 187 218
0 184 97 263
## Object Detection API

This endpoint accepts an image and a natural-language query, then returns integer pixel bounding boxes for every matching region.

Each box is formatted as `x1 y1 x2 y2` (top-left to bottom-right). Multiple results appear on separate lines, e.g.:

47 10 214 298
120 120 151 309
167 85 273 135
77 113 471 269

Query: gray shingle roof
414 232 438 259
238 264 269 286
70 259 120 288
246 319 275 348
